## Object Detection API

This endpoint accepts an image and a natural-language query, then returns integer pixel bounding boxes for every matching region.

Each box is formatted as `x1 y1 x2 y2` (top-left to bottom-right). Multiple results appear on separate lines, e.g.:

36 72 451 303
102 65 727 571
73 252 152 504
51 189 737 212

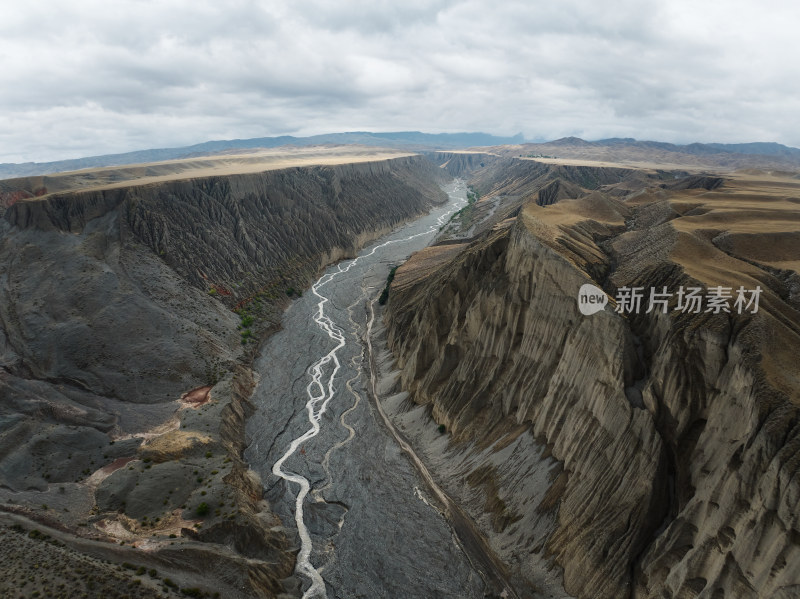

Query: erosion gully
245 180 516 599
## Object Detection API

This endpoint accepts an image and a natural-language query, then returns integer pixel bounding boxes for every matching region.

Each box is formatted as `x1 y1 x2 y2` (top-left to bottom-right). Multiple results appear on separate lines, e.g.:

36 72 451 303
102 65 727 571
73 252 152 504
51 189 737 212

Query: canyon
0 142 798 598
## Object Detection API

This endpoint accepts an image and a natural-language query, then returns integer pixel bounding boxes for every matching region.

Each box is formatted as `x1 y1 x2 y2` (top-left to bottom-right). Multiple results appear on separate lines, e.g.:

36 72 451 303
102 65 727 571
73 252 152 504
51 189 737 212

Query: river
244 180 505 598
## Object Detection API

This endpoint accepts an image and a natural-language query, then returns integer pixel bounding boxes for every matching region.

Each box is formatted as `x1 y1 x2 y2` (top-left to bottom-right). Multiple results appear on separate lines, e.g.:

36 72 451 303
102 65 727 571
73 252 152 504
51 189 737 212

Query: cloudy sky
1 0 798 163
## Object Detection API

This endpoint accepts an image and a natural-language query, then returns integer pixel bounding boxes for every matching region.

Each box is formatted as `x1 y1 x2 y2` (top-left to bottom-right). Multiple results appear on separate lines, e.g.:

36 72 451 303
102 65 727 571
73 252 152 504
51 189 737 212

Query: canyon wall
0 154 447 597
384 158 800 598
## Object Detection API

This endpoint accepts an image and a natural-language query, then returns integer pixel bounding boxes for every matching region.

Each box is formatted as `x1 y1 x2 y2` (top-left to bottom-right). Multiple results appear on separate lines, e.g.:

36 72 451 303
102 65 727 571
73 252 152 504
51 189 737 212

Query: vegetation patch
378 266 398 305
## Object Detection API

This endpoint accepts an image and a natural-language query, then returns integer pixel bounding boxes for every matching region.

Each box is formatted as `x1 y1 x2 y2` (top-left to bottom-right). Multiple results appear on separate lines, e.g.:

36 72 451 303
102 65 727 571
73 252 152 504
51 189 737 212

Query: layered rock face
1 155 445 405
429 151 499 177
385 158 800 598
0 154 446 597
6 156 446 305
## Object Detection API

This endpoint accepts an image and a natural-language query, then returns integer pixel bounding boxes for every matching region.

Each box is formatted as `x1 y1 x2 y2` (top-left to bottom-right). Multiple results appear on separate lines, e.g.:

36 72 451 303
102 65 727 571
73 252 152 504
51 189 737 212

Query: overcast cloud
1 0 799 162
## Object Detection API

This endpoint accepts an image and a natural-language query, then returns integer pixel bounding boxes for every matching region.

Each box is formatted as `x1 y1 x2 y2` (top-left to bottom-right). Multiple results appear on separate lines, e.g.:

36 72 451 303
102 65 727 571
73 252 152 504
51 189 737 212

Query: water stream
246 181 495 598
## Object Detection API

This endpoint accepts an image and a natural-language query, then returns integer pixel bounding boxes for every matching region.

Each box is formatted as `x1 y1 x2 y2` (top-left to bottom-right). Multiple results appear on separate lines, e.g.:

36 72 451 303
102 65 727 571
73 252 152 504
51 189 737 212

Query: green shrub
196 502 210 517
378 266 398 305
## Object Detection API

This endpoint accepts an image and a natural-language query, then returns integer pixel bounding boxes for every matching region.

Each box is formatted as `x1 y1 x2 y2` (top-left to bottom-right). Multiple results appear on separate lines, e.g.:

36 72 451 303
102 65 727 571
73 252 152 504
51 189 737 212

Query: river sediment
244 181 505 598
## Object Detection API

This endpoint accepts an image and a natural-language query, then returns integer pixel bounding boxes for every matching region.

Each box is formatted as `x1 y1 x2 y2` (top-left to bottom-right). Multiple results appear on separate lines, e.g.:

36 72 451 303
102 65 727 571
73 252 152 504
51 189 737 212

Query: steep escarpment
0 154 446 597
384 167 800 598
467 157 640 197
386 216 666 598
1 156 445 404
434 157 666 245
428 151 498 178
7 156 446 307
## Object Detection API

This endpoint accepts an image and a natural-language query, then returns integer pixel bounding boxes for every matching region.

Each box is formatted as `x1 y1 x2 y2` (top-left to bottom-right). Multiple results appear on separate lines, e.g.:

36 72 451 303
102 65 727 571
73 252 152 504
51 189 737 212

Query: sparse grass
1 525 184 598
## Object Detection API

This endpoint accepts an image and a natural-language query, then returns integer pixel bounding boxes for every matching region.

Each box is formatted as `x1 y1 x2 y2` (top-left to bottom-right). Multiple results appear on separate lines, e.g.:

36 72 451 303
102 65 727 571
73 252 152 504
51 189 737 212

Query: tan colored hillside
1 145 415 200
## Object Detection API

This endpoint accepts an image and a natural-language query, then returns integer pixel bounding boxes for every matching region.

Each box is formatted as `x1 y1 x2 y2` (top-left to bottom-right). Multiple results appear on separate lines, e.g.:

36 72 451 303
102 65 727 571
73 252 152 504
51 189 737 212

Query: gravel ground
0 524 190 599
245 181 489 599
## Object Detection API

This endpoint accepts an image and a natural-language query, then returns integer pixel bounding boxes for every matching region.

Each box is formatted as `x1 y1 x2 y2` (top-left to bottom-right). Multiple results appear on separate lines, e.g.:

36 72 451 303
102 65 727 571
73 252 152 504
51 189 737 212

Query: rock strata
0 154 447 597
385 159 800 598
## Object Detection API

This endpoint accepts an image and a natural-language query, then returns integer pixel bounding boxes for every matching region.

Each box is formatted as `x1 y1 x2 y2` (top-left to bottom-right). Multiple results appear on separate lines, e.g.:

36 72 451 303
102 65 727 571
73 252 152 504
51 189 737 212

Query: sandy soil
521 167 800 406
8 145 416 199
515 155 766 174
181 386 212 407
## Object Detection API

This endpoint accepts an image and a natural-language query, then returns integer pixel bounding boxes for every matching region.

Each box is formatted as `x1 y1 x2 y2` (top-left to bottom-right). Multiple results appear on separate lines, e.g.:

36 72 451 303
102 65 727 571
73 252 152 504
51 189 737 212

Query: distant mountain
520 137 800 170
0 131 524 179
704 141 800 160
3 132 798 180
598 138 800 160
546 136 596 147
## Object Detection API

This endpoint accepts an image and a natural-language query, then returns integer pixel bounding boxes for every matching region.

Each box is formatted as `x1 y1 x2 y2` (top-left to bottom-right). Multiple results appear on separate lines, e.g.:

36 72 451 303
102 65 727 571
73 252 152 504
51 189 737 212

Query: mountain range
2 131 800 179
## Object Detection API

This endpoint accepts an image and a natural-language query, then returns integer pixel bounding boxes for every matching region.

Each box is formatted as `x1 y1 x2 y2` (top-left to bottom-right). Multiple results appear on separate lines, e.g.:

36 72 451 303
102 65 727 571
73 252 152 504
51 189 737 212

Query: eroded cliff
384 160 800 598
0 153 447 597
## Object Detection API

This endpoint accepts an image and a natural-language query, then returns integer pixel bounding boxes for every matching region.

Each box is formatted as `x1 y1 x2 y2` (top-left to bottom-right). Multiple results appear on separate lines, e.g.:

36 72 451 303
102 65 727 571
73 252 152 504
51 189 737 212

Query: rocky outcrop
662 174 725 191
384 164 800 598
535 178 584 206
428 151 498 177
190 366 295 597
468 158 637 196
386 216 666 598
434 158 657 245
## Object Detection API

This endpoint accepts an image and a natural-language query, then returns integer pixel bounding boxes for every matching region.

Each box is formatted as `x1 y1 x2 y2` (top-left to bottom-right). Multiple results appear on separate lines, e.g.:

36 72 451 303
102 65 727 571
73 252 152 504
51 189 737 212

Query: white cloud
0 0 798 162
